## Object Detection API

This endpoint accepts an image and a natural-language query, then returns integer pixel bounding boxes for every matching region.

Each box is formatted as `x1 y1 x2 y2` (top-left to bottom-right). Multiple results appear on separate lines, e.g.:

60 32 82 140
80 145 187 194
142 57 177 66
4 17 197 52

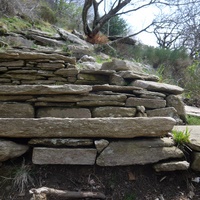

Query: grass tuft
172 127 190 146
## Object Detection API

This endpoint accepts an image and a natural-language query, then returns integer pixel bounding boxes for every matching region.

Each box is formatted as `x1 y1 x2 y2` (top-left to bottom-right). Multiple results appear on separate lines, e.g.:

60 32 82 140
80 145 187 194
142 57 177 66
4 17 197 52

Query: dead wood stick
29 187 106 199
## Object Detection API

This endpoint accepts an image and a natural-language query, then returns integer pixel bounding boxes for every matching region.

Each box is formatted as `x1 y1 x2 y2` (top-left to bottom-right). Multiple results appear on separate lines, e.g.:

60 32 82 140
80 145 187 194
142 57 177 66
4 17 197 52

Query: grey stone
54 68 79 76
146 107 182 124
0 140 29 162
191 152 200 171
153 161 190 172
2 51 76 64
29 138 93 147
96 139 183 166
0 95 33 101
79 55 96 63
5 74 45 80
110 74 126 86
0 117 176 138
32 147 97 165
80 69 115 75
0 85 92 95
78 62 102 70
166 95 186 122
126 97 166 109
132 89 166 99
95 139 109 153
173 126 200 151
37 63 65 70
92 84 141 92
0 103 34 118
0 60 24 67
92 107 136 117
37 108 91 118
118 71 159 82
101 59 145 72
185 106 200 117
77 101 125 107
37 94 127 103
131 80 184 95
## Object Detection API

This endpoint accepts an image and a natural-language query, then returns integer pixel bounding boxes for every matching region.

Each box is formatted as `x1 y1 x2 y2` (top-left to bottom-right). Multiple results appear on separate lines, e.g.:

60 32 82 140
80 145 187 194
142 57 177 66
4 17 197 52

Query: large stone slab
185 106 200 117
0 85 92 95
37 108 91 118
92 107 136 117
173 126 200 151
126 97 166 109
0 140 29 162
0 117 176 138
92 84 141 92
131 80 184 94
0 103 34 118
96 138 183 166
32 148 97 165
153 161 190 172
29 138 93 147
37 94 127 103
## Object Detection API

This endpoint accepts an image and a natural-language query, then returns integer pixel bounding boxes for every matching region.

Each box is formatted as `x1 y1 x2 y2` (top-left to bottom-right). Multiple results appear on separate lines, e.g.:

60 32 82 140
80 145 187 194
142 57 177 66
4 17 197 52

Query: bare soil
1 156 200 200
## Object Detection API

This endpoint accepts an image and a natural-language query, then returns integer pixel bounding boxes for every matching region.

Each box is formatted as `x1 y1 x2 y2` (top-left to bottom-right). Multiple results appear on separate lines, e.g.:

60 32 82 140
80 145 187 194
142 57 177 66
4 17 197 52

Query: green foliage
102 15 129 36
172 127 190 146
187 115 200 125
0 16 32 32
39 2 57 24
184 59 200 100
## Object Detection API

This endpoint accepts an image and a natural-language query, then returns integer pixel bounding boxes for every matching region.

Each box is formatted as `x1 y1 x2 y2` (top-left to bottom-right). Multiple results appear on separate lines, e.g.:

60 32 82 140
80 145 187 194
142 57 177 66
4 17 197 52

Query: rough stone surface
29 138 93 147
32 147 97 165
92 107 136 117
118 71 159 82
95 139 109 153
101 59 145 73
0 85 92 95
131 80 184 95
173 126 200 151
191 152 200 171
185 106 200 117
166 95 186 122
132 89 166 99
146 107 182 124
126 97 166 109
37 108 91 118
0 117 176 138
109 74 126 86
96 139 183 166
92 84 141 92
0 140 29 162
0 103 34 118
153 161 190 172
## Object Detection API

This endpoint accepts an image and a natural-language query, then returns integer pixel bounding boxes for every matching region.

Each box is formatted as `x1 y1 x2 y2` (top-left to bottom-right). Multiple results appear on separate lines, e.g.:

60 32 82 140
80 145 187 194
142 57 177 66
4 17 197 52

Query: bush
172 127 190 146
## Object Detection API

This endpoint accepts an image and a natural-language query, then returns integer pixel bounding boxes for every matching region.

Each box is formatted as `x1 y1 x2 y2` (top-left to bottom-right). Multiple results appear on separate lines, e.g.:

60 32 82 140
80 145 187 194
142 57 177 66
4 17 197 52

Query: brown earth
1 155 200 200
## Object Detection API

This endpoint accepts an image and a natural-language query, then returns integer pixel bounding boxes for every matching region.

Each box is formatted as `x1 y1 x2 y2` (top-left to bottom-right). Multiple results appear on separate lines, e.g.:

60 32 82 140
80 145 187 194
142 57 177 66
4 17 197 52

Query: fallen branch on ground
29 187 106 200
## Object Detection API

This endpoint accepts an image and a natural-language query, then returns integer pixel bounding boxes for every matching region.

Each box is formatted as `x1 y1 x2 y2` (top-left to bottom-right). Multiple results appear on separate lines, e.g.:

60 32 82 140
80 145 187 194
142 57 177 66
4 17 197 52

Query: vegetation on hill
0 0 200 105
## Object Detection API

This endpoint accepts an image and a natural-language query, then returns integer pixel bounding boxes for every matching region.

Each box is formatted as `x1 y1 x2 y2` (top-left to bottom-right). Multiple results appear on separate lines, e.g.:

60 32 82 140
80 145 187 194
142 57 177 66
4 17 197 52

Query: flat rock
0 103 34 118
109 74 126 86
96 139 183 166
37 108 91 118
117 71 159 82
146 107 182 124
0 140 29 162
0 117 176 138
29 138 93 147
173 126 200 151
153 161 190 172
131 80 184 95
0 85 92 95
185 106 200 117
32 147 97 165
92 107 136 117
92 84 141 92
126 97 166 109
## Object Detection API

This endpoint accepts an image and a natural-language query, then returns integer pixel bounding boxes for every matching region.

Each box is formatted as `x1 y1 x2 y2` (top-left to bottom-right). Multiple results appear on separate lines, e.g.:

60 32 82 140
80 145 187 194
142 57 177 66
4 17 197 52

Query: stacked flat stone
0 50 189 169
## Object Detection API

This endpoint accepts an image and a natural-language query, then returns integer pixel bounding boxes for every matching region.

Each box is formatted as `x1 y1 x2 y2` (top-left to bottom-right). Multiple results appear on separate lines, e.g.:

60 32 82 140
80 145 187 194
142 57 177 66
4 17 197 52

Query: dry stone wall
0 49 190 171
